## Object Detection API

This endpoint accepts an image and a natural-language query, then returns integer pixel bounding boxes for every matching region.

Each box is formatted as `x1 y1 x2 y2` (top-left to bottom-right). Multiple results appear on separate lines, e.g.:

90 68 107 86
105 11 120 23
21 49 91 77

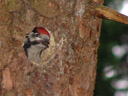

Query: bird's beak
39 40 49 48
36 37 49 47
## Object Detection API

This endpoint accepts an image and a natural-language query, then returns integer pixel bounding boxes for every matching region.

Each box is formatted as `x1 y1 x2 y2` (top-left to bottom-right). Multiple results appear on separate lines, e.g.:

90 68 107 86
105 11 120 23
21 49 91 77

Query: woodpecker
23 27 50 62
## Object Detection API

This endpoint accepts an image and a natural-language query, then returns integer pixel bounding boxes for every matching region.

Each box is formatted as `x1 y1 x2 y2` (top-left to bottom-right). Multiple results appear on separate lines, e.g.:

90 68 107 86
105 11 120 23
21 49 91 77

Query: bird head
25 27 50 49
23 27 50 59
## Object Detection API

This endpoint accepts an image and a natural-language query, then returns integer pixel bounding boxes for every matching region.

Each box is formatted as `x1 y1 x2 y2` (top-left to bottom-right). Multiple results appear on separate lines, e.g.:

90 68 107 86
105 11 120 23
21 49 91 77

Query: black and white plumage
23 27 50 62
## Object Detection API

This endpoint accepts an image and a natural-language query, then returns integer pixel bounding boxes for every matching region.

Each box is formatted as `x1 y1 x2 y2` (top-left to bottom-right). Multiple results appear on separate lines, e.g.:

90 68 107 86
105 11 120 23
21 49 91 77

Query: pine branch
95 5 128 24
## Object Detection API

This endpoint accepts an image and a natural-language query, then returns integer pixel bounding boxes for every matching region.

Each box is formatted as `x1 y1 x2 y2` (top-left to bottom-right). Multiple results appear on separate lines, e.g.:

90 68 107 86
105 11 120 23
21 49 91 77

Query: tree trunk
0 0 103 96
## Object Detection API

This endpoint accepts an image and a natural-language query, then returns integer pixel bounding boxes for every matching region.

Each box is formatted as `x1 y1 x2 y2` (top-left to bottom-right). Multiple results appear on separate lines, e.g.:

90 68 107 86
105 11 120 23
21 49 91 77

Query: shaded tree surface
0 0 103 96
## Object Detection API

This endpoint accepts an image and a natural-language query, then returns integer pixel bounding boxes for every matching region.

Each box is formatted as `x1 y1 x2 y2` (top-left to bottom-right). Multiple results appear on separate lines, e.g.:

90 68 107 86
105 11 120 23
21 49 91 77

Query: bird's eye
35 33 39 37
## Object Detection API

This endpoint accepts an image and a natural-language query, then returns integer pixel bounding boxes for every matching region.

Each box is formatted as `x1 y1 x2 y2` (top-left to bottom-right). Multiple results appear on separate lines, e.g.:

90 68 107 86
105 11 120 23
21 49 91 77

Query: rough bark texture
0 0 103 96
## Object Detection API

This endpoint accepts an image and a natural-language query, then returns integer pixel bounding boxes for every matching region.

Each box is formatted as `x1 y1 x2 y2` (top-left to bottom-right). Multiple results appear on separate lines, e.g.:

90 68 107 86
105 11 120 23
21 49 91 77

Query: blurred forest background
94 0 128 96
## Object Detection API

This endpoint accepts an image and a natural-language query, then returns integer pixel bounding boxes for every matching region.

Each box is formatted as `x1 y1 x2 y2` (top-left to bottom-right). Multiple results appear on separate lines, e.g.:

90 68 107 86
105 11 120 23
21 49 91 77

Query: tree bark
0 0 103 96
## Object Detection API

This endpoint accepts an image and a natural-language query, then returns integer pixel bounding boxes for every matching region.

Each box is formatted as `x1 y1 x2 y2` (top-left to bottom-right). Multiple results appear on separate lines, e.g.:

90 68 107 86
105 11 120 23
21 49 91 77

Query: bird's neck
27 46 43 63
